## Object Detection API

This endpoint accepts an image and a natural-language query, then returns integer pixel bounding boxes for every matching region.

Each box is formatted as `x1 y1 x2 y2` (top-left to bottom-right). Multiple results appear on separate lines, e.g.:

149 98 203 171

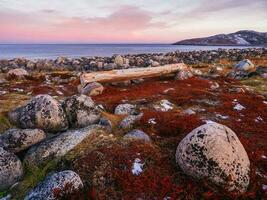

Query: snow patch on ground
148 118 157 125
132 158 144 176
216 114 229 120
255 116 264 123
154 99 174 112
204 120 216 124
233 100 246 111
263 184 267 191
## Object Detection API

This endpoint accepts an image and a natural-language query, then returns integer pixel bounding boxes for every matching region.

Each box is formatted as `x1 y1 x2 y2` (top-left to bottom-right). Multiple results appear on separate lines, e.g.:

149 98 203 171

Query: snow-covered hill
173 30 267 46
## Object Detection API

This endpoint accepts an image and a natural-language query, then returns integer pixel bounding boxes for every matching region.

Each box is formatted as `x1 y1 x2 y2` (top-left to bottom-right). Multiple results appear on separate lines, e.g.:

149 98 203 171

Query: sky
0 0 267 44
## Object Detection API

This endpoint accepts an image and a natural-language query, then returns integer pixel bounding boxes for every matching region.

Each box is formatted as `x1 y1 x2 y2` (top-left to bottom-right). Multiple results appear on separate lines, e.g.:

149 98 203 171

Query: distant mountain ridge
173 30 267 46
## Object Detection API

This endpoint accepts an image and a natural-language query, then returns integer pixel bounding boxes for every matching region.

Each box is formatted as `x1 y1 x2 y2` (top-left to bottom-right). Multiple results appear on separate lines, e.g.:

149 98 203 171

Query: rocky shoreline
0 48 266 73
0 48 267 199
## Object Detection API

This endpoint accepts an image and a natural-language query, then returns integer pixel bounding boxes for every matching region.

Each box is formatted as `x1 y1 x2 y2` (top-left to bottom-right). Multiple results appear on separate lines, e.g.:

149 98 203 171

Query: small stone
6 68 29 80
80 82 104 96
114 55 124 66
235 59 255 72
0 128 46 153
175 69 193 80
0 147 23 190
24 170 83 200
124 129 151 142
114 104 138 115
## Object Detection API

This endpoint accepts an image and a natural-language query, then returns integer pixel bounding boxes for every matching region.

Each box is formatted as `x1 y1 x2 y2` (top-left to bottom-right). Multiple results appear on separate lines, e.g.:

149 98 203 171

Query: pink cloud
0 6 168 43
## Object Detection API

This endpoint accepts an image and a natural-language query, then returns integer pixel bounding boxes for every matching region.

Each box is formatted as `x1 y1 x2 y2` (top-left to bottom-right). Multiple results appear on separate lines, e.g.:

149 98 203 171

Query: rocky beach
0 48 267 199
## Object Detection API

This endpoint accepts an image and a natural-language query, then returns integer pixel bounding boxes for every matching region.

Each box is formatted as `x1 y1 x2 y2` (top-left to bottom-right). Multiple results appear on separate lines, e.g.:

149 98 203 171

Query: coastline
0 47 266 73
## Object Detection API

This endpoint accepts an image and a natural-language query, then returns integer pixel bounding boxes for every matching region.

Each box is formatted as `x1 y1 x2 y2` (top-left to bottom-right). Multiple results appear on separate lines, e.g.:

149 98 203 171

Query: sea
0 44 256 60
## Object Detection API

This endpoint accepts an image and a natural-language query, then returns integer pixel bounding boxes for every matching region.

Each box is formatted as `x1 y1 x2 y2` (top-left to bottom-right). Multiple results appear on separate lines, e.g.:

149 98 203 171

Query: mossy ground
0 59 266 199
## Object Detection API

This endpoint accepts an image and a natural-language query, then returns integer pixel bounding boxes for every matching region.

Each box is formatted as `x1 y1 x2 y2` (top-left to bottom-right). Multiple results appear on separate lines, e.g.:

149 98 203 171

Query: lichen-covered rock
235 59 255 71
24 170 83 200
176 122 250 193
79 82 104 96
114 103 138 115
0 128 46 153
124 129 151 142
0 147 23 190
8 95 68 132
175 69 193 80
114 55 124 66
63 95 101 128
6 68 29 80
24 125 106 166
119 114 143 130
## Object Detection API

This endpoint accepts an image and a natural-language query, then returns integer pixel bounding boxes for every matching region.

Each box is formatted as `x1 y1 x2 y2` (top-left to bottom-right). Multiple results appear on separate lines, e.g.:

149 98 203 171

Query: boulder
6 68 29 80
63 95 101 128
114 104 138 115
0 128 46 153
24 125 105 166
79 82 104 96
176 122 250 193
0 147 23 190
24 170 83 200
8 95 68 133
124 129 151 142
234 59 255 71
114 55 124 66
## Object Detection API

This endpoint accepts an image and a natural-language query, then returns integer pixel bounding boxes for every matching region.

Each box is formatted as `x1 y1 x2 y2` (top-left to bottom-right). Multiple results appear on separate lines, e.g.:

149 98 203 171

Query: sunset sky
0 0 267 44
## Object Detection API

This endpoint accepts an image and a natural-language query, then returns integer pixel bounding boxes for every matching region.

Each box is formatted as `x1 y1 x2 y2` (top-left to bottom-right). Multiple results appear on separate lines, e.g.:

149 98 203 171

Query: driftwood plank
80 63 187 85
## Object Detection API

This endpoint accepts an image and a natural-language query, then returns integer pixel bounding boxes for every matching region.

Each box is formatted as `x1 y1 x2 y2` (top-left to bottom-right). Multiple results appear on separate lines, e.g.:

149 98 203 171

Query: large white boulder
8 95 69 133
176 122 250 193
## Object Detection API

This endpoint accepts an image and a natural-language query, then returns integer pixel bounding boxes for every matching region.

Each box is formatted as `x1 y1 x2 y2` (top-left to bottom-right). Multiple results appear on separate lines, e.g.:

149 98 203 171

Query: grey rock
235 59 255 71
0 128 46 153
114 104 138 115
124 129 151 142
8 95 68 133
176 122 250 193
6 68 28 80
63 95 101 128
24 125 105 166
24 170 83 200
175 69 193 80
114 55 124 66
0 147 23 190
80 82 104 96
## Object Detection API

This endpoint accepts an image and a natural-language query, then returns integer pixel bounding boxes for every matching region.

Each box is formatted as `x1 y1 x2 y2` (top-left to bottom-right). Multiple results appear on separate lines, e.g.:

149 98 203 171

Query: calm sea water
0 44 255 59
